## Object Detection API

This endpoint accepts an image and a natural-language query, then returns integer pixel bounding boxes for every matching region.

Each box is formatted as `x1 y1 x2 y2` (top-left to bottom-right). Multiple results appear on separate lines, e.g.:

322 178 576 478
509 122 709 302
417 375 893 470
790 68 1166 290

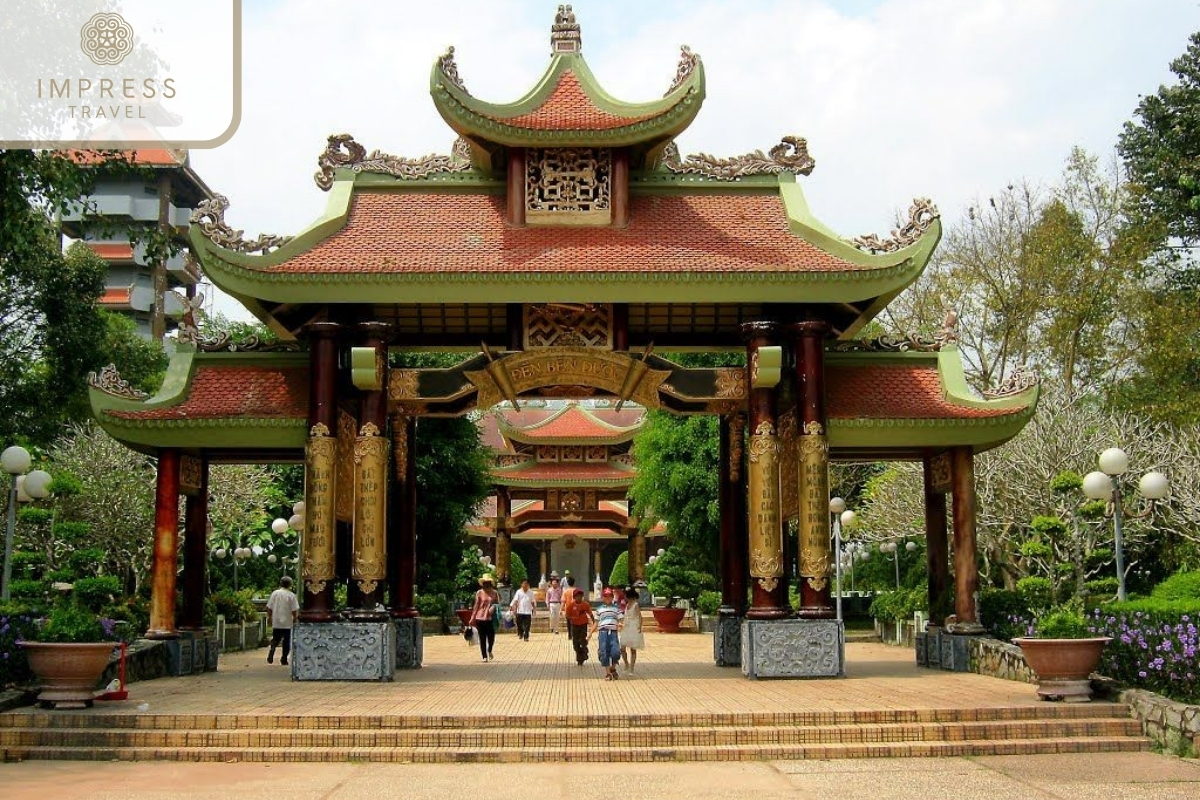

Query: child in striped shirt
592 587 622 680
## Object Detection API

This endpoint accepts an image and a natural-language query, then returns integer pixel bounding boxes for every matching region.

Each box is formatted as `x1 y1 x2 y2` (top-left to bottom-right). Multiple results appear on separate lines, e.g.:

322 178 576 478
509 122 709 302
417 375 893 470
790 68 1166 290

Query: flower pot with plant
646 547 714 633
1012 600 1111 702
19 604 126 709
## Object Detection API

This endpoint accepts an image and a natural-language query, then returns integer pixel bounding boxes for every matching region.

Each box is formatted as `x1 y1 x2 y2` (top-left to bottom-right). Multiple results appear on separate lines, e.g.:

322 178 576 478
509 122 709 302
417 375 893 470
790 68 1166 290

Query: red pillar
301 321 341 622
923 455 951 627
794 321 834 619
719 413 748 613
389 414 418 618
147 448 180 639
179 455 209 631
742 321 789 619
950 446 984 633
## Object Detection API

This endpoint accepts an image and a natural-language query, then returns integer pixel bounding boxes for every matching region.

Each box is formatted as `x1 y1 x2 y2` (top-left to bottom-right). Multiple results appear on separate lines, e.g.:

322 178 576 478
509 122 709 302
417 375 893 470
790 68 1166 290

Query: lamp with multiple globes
2 446 51 602
1082 447 1169 602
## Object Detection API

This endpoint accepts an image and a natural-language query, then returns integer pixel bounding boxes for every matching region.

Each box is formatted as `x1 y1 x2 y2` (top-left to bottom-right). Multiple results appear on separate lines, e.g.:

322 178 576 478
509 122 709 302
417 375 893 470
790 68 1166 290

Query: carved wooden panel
537 445 558 462
525 147 611 225
561 445 583 462
586 445 607 462
524 303 613 349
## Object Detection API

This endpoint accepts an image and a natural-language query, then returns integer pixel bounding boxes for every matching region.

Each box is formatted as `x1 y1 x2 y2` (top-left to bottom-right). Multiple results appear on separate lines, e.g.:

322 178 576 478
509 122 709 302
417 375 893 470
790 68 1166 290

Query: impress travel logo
0 0 241 149
80 13 135 66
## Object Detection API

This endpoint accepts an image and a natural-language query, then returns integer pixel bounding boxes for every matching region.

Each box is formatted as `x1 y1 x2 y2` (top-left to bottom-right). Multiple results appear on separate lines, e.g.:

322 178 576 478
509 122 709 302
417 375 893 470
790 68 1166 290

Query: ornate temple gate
89 8 1037 681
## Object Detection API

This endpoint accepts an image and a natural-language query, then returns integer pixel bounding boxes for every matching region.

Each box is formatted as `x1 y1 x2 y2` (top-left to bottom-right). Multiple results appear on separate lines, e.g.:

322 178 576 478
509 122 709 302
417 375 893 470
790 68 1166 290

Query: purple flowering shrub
1088 604 1199 704
0 603 44 688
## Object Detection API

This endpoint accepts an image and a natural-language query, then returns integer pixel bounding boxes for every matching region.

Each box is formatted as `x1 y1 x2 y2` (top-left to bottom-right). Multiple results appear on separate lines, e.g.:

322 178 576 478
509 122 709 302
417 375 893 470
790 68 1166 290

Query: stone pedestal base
291 621 396 681
714 613 742 667
741 619 844 679
394 617 422 669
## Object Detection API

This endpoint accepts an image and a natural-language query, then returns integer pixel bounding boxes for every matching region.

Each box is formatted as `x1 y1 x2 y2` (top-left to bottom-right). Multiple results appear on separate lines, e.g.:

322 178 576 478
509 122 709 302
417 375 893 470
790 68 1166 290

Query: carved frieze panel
524 303 613 349
561 445 583 462
537 445 559 462
561 491 582 512
525 147 612 225
586 446 607 462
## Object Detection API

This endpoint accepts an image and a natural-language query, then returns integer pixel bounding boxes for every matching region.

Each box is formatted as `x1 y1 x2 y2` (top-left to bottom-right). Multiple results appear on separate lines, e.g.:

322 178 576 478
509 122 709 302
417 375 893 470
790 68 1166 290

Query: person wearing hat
592 587 622 680
469 573 501 662
566 587 595 666
545 574 563 635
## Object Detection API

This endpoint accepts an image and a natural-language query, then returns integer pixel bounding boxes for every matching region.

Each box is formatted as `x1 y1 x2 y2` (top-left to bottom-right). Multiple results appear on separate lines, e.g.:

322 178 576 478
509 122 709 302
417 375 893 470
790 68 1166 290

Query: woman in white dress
619 586 645 674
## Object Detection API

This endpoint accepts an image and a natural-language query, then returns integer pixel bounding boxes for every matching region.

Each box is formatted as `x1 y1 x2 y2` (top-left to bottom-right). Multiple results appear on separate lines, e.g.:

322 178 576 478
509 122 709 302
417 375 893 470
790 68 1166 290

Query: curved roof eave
89 347 309 453
191 177 938 308
429 52 705 147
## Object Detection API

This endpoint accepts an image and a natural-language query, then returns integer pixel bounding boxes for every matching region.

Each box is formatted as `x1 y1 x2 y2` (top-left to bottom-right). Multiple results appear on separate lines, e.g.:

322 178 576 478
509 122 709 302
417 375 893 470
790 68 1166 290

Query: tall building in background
62 149 214 342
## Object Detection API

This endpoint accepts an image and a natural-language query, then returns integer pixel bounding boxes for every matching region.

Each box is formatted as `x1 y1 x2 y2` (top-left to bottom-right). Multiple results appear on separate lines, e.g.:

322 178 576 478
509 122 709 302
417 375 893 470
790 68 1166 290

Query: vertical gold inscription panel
747 422 783 588
352 426 389 595
798 426 832 587
303 425 337 595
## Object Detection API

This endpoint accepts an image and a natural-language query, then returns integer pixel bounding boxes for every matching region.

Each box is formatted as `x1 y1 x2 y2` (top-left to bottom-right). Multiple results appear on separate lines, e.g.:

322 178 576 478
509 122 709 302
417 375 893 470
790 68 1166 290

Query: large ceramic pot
651 607 686 633
20 642 117 709
1012 637 1112 702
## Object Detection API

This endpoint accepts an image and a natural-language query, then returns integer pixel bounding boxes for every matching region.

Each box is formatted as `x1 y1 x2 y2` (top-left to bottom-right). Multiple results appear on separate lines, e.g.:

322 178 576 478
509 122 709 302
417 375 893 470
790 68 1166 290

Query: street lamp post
879 539 918 590
1082 447 1169 603
829 498 856 623
2 446 51 602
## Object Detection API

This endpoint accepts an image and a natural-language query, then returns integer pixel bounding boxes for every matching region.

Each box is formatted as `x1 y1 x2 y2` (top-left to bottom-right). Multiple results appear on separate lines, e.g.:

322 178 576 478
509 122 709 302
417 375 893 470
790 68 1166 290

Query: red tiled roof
827 364 1022 419
265 193 860 275
108 366 309 420
99 287 132 307
494 462 634 483
488 72 659 131
513 404 640 440
87 243 135 260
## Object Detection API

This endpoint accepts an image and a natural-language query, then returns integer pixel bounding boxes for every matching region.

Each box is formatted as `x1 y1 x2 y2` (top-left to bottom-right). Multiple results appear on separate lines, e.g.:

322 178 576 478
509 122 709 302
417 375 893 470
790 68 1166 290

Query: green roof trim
430 52 704 147
89 347 309 453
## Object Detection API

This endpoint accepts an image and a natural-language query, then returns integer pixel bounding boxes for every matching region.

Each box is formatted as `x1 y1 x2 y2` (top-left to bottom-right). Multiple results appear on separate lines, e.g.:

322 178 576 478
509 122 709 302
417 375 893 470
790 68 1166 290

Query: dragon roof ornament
833 309 959 353
190 195 293 254
982 365 1039 399
314 133 473 191
87 364 148 400
851 197 940 254
661 136 815 181
438 46 466 92
664 45 699 97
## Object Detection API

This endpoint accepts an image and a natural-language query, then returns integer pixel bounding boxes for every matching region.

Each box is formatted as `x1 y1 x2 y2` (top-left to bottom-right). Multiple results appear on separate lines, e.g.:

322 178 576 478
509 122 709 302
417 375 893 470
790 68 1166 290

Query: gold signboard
798 422 832 590
352 422 388 595
303 423 337 595
464 347 669 409
747 421 783 589
930 451 953 494
179 455 203 496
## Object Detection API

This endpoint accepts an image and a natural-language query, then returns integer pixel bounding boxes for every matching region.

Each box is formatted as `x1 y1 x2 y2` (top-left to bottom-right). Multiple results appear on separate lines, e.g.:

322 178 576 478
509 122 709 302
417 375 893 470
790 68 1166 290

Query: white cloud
188 0 1196 321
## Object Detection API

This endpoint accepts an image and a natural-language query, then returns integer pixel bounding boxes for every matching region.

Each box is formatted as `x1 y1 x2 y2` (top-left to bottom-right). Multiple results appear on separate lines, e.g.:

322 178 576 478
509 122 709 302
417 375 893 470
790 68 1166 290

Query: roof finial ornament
551 5 581 54
850 198 940 253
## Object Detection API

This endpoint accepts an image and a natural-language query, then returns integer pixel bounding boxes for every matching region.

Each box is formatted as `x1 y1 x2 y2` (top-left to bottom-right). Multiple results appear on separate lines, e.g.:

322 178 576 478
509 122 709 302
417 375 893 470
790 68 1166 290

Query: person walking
471 574 500 662
619 585 645 675
567 587 594 666
545 574 563 635
509 578 535 641
562 575 579 645
593 587 622 680
266 576 299 666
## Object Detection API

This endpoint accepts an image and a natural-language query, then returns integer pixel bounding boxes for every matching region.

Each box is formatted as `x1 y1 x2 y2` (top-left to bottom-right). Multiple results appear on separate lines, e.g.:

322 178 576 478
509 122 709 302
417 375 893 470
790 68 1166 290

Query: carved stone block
926 627 942 668
291 621 396 681
938 631 974 672
394 618 423 669
740 619 844 679
165 638 193 676
915 631 928 667
713 614 742 667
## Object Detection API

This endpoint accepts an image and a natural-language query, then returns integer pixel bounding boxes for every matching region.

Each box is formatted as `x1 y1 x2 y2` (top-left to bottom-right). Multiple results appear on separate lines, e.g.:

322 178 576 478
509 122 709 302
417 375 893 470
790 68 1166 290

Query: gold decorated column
793 321 834 619
742 321 789 619
300 321 341 621
349 321 391 619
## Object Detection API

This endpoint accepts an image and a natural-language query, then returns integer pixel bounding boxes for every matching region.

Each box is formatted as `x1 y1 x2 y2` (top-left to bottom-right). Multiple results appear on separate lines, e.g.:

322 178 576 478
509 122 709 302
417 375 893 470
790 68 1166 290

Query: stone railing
915 629 1196 757
1118 688 1200 758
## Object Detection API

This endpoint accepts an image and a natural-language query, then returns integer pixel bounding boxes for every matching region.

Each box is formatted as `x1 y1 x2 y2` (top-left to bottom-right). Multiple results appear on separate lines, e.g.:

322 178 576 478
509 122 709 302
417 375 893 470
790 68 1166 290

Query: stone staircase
0 704 1148 763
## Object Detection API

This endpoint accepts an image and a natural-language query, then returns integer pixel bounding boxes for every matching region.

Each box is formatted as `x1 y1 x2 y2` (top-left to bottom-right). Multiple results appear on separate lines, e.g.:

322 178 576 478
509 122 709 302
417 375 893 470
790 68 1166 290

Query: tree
1120 31 1200 249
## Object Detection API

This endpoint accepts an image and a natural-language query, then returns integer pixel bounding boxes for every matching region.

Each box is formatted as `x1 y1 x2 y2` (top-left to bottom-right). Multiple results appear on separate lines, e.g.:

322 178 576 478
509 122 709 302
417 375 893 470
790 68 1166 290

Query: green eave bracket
752 346 783 389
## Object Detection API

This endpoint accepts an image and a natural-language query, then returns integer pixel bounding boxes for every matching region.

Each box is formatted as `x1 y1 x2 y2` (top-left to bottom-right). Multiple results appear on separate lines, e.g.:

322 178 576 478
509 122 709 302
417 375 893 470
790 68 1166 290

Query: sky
186 0 1198 321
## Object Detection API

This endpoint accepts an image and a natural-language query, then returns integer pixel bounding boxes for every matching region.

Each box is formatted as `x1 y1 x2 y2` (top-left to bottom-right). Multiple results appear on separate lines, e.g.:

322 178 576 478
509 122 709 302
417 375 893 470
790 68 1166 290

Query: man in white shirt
266 576 300 665
509 579 536 641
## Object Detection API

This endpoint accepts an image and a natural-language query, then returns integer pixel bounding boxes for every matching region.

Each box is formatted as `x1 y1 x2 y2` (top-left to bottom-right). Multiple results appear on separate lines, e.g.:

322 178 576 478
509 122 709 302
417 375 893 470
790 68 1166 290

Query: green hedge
869 587 926 622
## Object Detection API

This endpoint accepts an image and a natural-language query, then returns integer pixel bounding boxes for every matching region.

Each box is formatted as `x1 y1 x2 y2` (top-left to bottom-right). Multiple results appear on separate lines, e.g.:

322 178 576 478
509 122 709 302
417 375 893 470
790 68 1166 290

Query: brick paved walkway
13 634 1049 719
